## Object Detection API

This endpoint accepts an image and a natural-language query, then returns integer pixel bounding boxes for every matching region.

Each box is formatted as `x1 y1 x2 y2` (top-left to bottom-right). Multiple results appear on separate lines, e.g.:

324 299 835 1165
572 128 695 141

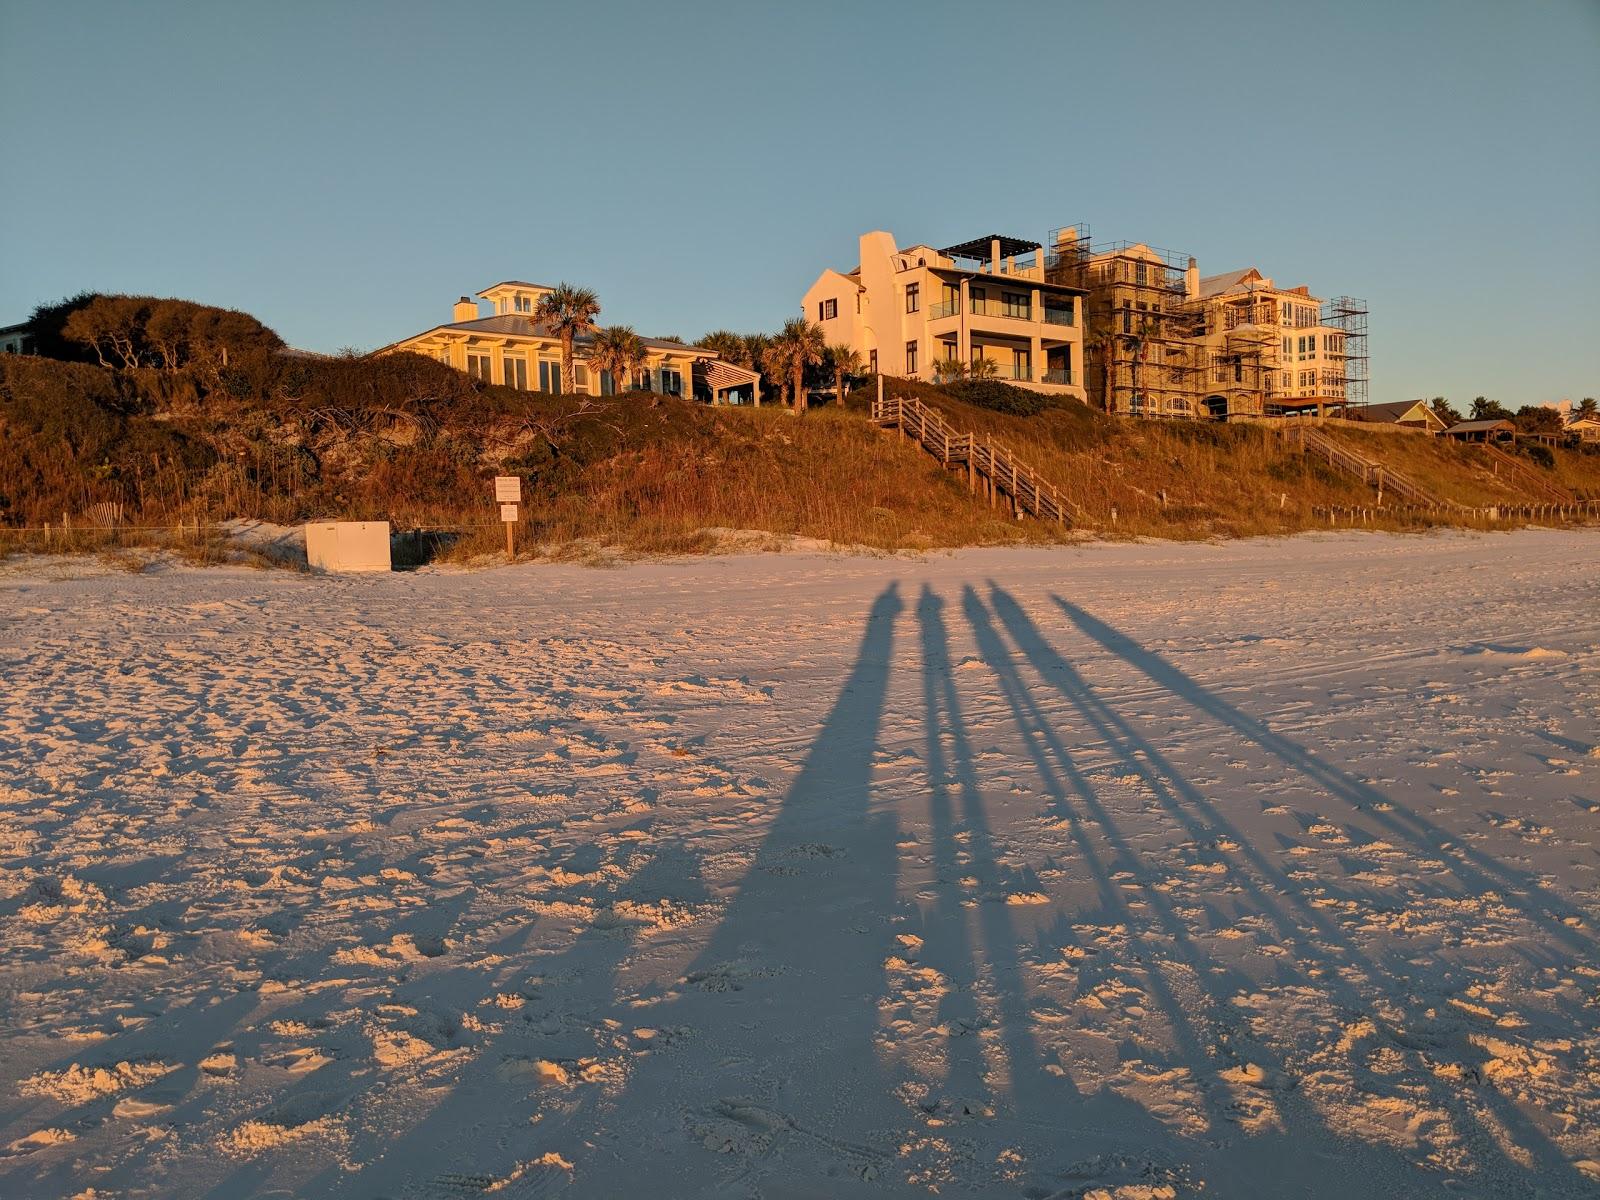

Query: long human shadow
1049 596 1597 957
1020 591 1591 1189
914 586 1063 1122
536 582 910 1192
956 587 1248 1145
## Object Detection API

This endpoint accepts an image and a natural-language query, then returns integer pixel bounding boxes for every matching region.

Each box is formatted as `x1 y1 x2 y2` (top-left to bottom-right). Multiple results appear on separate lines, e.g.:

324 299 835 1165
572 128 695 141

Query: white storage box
305 521 391 572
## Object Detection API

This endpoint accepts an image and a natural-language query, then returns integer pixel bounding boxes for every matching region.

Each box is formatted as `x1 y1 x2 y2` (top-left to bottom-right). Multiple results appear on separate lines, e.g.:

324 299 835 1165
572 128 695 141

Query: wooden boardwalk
1478 442 1575 504
1281 424 1445 508
870 393 1072 525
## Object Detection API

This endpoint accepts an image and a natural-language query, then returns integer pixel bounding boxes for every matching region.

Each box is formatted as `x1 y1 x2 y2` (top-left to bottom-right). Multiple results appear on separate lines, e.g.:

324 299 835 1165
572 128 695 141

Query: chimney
1185 257 1199 301
453 296 479 323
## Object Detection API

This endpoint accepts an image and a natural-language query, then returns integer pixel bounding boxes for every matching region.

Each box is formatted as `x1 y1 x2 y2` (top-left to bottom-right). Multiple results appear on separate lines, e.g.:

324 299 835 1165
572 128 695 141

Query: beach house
802 232 1089 402
379 282 762 404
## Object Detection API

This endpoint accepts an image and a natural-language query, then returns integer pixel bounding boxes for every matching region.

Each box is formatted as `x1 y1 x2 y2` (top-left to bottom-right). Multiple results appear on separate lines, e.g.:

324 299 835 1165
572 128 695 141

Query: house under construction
1045 224 1368 420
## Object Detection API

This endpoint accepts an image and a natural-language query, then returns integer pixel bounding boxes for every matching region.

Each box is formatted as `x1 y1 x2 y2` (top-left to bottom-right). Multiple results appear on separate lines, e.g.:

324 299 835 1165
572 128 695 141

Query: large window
467 352 492 382
538 361 563 394
820 298 838 321
869 349 878 374
1012 348 1030 381
905 340 918 374
503 354 528 390
905 283 920 314
660 368 683 396
1002 291 1030 319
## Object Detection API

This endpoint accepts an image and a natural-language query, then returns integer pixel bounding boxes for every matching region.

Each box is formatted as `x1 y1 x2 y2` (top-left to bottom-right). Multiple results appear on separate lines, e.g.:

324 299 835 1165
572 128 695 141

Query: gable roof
477 280 554 294
1444 419 1515 433
1198 268 1261 298
1355 399 1445 426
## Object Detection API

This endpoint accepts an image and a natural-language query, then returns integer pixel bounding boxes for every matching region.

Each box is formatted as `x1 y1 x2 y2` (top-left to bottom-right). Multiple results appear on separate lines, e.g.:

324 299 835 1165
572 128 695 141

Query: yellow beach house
380 281 761 404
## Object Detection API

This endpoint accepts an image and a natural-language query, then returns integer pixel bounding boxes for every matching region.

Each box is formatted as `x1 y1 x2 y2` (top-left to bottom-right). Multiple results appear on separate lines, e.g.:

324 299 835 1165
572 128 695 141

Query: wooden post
966 442 976 492
506 520 515 558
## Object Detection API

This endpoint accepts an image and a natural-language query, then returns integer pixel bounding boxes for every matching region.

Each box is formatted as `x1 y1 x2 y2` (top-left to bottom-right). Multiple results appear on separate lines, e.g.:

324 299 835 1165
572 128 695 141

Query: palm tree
743 333 773 406
1577 397 1598 421
694 330 749 365
1084 329 1117 413
827 344 862 406
932 358 967 384
967 354 999 380
587 325 647 396
1125 317 1160 414
533 283 601 394
767 318 826 412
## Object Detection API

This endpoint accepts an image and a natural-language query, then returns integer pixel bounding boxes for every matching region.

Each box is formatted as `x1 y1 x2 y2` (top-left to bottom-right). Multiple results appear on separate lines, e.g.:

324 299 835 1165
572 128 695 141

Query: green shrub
943 378 1062 416
1526 443 1555 469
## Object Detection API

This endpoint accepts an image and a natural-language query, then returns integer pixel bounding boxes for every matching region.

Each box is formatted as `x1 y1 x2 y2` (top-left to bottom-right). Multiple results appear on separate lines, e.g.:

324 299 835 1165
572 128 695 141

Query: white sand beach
1 530 1597 1198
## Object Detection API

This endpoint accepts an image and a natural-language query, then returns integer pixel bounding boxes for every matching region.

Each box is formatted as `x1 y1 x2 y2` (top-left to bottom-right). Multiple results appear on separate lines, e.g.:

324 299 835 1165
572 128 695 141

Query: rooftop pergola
939 234 1042 261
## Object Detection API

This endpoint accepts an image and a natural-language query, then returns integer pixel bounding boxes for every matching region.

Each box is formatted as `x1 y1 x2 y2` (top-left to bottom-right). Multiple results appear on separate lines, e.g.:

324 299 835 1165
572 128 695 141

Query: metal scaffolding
1321 296 1369 409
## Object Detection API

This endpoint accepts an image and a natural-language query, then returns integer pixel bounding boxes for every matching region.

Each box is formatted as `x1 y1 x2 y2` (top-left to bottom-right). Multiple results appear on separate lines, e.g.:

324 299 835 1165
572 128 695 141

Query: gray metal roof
1197 268 1259 297
390 313 719 357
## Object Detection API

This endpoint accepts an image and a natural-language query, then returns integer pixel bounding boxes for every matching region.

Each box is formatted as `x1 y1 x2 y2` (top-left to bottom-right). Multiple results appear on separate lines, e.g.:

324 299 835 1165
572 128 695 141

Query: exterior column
959 278 971 364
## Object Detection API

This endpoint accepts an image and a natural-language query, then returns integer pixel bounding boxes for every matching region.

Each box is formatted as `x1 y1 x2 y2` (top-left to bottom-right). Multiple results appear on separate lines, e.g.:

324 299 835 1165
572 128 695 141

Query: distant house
1566 414 1600 445
1442 418 1515 443
1351 399 1447 433
0 321 35 355
378 282 762 405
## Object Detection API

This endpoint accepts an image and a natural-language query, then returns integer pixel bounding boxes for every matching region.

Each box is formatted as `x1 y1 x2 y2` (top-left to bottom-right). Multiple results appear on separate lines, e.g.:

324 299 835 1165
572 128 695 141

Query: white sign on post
500 504 519 523
494 476 522 503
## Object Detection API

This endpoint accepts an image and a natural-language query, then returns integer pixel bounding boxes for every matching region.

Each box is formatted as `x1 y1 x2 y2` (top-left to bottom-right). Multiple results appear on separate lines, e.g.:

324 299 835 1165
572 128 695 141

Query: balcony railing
970 298 1033 321
1042 306 1075 326
1040 368 1073 385
929 300 960 320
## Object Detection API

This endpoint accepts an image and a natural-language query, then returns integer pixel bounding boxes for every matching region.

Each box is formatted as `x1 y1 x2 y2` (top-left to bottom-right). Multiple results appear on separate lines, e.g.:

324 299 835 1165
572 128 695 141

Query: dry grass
4 349 1597 568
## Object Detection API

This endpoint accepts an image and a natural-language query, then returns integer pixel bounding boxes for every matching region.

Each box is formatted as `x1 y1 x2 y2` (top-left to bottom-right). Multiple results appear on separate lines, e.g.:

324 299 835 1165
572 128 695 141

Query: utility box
305 521 392 572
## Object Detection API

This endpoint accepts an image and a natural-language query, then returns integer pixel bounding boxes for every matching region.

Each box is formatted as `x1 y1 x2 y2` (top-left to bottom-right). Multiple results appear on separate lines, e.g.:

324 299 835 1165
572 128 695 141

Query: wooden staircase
1478 443 1574 503
1281 425 1445 508
871 393 1072 525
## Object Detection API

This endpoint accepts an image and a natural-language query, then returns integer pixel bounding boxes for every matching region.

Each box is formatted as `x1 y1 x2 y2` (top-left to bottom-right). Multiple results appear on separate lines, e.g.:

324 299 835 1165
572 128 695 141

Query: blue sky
2 0 1596 405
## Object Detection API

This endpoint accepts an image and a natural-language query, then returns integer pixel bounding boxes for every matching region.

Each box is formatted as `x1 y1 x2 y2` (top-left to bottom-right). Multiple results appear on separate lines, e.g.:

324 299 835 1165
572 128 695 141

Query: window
869 349 878 373
660 369 682 396
1136 262 1148 285
467 352 492 382
943 341 959 361
905 340 918 374
1013 348 1031 381
819 298 837 321
538 361 563 394
1283 336 1291 356
503 354 528 390
905 283 920 314
1002 291 1030 319
512 295 532 314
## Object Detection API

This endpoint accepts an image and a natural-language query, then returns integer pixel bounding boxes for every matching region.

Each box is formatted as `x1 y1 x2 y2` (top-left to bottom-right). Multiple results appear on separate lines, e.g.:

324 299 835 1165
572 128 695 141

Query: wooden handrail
872 393 1071 525
1283 425 1445 508
1479 443 1573 503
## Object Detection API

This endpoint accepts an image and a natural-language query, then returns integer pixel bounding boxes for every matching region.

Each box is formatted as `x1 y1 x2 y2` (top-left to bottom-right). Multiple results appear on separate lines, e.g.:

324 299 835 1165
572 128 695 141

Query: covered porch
693 357 764 406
